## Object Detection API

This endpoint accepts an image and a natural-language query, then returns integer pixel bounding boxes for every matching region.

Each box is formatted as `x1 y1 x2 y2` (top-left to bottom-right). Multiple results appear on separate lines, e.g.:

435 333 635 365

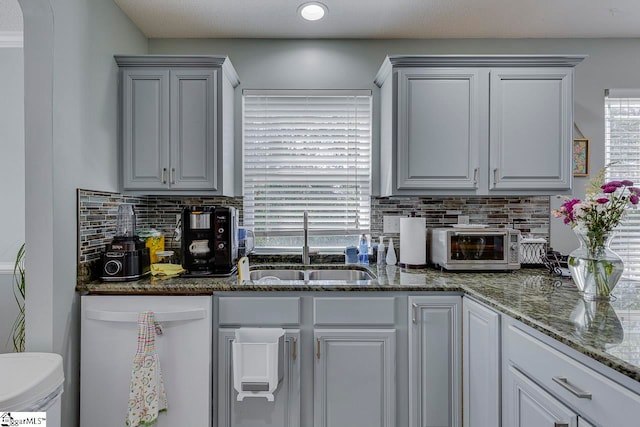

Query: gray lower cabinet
215 294 463 427
577 417 594 427
313 329 396 427
217 328 301 427
503 364 578 427
462 298 500 427
116 55 239 194
503 316 640 427
409 295 462 427
375 55 585 196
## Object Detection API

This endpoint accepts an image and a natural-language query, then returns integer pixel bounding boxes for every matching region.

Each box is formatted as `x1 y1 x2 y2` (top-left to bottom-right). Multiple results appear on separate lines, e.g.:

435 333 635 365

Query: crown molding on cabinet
375 54 587 86
0 31 23 48
114 55 240 87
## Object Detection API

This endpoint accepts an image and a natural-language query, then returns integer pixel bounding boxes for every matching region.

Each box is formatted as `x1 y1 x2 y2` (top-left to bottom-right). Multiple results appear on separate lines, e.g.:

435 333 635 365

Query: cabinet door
314 329 396 427
396 69 484 191
463 298 500 427
503 364 578 427
80 296 212 427
489 68 573 191
577 417 595 427
122 68 170 190
409 295 461 427
217 329 300 427
170 69 218 190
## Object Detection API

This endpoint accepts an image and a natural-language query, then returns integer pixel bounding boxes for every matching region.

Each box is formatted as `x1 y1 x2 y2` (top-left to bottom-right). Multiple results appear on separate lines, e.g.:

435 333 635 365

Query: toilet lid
0 352 64 410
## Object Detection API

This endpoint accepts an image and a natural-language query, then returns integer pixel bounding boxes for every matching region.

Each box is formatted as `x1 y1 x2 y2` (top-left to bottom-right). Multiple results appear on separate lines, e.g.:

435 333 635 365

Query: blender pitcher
116 204 137 237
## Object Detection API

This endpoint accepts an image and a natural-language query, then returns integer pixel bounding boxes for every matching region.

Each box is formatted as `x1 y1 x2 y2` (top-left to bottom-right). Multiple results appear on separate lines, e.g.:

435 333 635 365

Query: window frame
604 90 640 279
242 89 373 254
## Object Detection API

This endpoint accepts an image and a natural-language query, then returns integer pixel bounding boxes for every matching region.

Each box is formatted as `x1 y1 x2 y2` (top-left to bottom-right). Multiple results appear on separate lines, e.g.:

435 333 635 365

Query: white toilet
0 352 64 427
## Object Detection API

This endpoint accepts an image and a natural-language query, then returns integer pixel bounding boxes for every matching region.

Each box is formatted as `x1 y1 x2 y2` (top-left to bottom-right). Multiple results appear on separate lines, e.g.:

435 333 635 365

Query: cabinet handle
493 168 498 186
316 338 321 359
85 308 206 323
552 376 592 400
170 168 176 184
162 168 167 184
292 338 297 361
412 303 418 324
554 423 569 427
473 167 479 188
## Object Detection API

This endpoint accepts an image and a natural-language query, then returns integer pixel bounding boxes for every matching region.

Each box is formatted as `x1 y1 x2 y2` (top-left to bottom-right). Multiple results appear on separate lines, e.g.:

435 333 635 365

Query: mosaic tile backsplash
78 189 550 263
77 189 242 263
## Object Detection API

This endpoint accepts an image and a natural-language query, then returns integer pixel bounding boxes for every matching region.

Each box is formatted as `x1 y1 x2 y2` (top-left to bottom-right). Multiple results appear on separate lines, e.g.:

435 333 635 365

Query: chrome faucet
303 211 310 265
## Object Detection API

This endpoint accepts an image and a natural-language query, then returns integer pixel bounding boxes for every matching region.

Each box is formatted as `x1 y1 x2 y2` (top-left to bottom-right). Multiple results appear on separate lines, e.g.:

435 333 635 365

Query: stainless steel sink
249 269 306 281
248 267 376 282
307 269 376 281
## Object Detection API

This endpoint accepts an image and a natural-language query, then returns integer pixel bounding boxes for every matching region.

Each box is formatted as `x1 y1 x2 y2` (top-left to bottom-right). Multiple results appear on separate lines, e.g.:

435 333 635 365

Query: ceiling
113 0 640 39
1 0 640 38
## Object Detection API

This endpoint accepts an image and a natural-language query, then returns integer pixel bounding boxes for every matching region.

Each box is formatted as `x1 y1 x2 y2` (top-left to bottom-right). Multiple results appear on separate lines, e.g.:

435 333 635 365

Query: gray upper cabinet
395 68 485 191
489 68 573 191
375 55 586 196
116 55 239 195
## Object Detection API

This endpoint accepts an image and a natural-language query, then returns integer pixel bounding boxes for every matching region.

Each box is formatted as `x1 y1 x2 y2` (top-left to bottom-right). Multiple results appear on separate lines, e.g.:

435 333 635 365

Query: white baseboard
0 31 23 48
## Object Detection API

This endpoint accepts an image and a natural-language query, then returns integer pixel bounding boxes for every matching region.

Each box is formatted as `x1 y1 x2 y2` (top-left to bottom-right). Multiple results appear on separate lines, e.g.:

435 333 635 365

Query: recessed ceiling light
298 2 328 21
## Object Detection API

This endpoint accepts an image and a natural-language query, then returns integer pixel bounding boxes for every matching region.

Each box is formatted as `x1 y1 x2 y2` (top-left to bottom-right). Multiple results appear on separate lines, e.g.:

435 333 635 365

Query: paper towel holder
399 214 428 269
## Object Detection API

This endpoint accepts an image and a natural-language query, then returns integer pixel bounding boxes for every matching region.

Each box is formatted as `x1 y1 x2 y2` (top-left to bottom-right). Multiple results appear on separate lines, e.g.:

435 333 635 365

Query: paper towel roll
399 217 427 268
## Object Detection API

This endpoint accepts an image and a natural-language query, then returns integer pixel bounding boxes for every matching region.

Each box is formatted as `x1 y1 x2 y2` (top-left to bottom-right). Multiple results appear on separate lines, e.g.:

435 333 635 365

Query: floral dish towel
126 311 168 427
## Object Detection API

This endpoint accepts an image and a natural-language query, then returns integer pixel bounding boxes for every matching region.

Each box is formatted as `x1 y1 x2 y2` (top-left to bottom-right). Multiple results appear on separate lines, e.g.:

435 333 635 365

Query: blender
100 204 150 281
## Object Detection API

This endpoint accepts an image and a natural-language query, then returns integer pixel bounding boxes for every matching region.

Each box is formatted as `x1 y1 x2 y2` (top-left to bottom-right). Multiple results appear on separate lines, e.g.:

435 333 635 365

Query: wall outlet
383 216 401 234
457 215 470 225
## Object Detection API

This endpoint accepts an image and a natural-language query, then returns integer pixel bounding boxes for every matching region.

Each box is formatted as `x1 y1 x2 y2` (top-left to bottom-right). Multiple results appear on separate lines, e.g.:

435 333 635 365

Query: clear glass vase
568 229 624 299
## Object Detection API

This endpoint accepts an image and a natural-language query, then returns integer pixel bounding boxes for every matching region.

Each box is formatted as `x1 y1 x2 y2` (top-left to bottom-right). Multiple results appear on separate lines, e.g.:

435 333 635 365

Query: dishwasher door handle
85 308 207 323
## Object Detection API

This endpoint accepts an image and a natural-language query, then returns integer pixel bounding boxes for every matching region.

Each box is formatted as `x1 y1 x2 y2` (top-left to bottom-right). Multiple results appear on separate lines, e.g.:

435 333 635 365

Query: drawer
313 297 395 326
503 319 640 427
218 297 301 325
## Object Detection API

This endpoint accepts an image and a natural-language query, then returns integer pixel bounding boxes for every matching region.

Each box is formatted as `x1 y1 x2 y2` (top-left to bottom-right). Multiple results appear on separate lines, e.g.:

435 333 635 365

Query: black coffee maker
100 204 150 281
181 206 238 277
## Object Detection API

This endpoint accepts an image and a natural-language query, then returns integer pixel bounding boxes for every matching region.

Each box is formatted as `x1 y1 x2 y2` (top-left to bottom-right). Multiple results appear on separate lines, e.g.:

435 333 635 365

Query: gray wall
150 38 640 254
19 0 147 425
0 46 24 353
0 47 24 262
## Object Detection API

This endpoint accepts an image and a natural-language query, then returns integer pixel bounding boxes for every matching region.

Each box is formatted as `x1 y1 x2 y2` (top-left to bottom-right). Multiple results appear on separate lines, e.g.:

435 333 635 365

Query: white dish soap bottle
386 238 397 266
377 236 386 266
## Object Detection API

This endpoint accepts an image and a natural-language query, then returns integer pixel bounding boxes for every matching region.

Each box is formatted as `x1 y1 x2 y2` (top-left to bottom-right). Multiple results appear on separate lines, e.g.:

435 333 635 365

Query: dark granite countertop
77 264 640 385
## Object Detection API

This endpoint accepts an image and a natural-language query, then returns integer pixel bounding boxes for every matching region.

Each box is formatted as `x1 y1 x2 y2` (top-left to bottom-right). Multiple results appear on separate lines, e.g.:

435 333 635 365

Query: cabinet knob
473 167 479 188
316 338 321 359
170 168 176 184
493 168 498 186
162 168 167 184
554 423 569 427
412 303 418 324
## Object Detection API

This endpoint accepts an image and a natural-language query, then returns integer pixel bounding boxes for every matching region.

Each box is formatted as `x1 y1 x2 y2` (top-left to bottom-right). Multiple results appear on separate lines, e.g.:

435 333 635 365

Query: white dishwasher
80 295 212 427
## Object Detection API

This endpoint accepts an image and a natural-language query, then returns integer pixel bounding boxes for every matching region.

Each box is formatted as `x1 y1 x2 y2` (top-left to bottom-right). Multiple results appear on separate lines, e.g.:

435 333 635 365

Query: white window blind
243 90 372 251
605 92 640 279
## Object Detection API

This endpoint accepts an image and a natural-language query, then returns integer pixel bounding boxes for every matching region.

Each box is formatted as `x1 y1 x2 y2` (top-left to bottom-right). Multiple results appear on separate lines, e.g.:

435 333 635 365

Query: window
243 90 372 252
605 90 640 279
